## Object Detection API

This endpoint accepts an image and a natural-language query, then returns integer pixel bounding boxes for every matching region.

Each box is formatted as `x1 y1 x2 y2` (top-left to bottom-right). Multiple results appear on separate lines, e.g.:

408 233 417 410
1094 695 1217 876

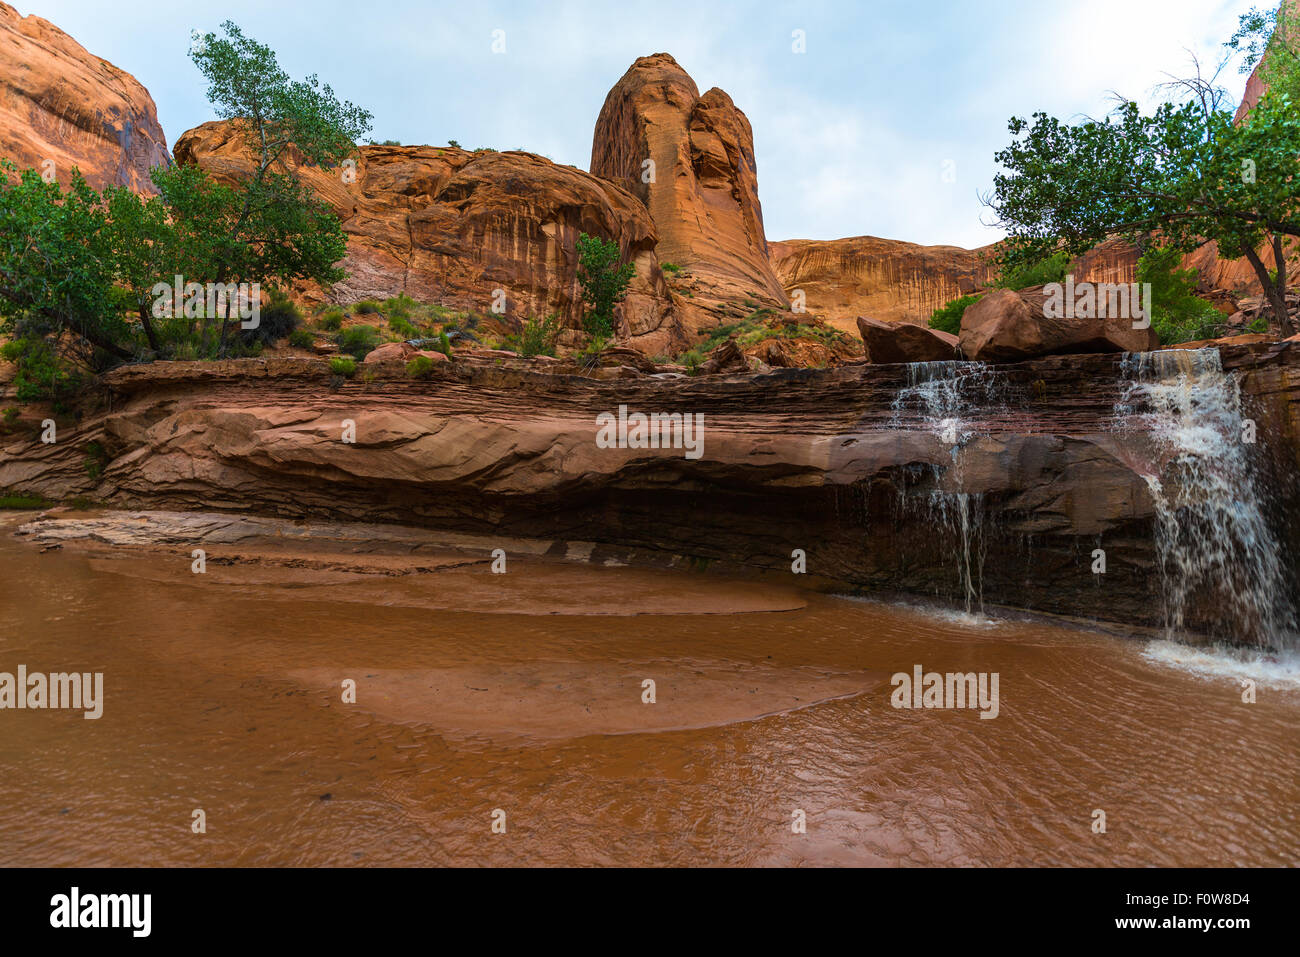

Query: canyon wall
0 1 168 192
175 123 687 355
4 342 1297 635
769 236 999 330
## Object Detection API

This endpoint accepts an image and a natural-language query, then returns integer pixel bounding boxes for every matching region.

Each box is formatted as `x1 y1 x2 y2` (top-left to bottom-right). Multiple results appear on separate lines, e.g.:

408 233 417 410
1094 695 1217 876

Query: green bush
929 294 985 335
329 356 357 377
354 300 381 315
337 324 380 359
1248 316 1269 334
995 251 1071 290
288 328 315 349
0 338 81 404
317 306 345 331
682 348 704 375
242 288 301 346
389 316 417 339
437 332 452 356
405 355 435 378
661 262 682 274
1137 246 1225 345
576 233 635 338
518 314 559 357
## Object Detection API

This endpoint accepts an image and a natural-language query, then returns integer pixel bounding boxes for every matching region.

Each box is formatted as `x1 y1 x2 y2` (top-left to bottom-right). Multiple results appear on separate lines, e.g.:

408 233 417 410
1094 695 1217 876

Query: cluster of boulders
856 284 1162 364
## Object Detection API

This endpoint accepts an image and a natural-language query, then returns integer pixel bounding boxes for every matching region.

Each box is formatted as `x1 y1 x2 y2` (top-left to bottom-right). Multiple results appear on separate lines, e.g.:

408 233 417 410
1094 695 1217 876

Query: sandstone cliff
3 343 1297 634
175 122 687 355
590 53 788 331
0 1 168 192
769 236 999 331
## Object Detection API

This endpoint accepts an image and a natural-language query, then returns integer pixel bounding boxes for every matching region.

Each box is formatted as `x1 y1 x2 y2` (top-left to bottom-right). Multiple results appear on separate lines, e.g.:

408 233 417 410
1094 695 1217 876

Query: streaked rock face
174 122 687 355
3 342 1297 634
770 236 998 330
0 1 168 192
591 53 788 329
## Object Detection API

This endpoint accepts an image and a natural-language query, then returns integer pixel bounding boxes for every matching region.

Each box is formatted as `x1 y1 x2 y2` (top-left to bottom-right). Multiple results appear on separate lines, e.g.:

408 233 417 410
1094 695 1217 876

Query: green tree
1137 245 1226 344
0 163 131 366
575 233 635 338
182 21 372 351
983 54 1300 336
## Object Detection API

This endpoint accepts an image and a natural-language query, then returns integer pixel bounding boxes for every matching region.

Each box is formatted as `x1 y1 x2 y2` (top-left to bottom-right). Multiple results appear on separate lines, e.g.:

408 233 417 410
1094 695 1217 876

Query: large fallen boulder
958 287 1159 361
856 316 959 364
698 339 751 376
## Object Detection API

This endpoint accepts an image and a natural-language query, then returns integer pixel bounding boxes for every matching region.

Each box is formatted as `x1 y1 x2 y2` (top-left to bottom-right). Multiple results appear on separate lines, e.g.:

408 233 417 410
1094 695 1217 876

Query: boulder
362 342 415 364
958 288 1160 361
856 316 959 364
411 349 450 364
0 1 169 192
698 339 751 376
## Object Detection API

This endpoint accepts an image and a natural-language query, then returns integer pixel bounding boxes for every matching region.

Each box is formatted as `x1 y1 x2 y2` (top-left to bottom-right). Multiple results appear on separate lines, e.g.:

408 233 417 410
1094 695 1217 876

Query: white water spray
891 362 1006 615
1116 348 1294 649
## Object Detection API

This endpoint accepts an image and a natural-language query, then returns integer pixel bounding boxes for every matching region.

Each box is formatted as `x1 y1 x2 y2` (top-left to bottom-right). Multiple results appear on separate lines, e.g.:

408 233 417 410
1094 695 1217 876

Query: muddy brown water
0 513 1296 866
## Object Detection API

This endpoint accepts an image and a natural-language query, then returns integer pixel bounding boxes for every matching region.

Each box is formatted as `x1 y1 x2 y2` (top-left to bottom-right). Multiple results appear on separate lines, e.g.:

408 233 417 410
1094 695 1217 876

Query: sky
16 0 1257 249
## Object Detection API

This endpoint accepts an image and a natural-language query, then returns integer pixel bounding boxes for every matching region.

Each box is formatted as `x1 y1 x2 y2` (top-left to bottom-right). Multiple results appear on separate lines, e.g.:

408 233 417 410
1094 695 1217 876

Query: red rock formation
4 341 1297 635
856 316 960 363
175 122 687 356
770 236 998 331
0 1 168 192
590 53 787 330
958 286 1160 360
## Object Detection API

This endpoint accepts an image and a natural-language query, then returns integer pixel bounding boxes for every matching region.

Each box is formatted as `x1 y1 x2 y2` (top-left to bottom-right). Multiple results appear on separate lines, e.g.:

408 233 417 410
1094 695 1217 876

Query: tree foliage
0 22 372 393
575 233 635 338
984 46 1300 335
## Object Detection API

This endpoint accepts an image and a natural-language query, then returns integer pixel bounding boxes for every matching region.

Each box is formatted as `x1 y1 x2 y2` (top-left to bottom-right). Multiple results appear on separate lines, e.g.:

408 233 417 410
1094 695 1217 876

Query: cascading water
1116 347 1295 649
890 362 1007 615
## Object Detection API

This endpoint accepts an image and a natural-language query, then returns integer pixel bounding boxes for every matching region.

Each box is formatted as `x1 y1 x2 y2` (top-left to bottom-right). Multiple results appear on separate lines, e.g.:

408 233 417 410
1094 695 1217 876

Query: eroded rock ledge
3 342 1298 633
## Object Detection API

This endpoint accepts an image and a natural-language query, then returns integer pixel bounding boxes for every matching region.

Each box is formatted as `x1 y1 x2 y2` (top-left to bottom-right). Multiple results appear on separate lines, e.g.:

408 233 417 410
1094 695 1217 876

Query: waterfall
1116 348 1295 649
890 362 1005 615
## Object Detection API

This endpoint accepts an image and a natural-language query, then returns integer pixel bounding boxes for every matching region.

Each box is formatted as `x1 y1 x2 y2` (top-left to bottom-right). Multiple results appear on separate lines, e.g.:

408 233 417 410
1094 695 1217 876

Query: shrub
661 262 682 274
0 338 81 404
337 324 380 359
242 288 301 345
83 440 109 481
576 233 635 338
682 348 704 375
316 306 345 331
1248 316 1269 334
437 332 452 356
929 294 985 335
288 328 315 349
329 356 357 377
994 251 1071 290
405 355 435 378
1137 246 1225 345
519 314 559 357
354 300 381 315
389 316 417 339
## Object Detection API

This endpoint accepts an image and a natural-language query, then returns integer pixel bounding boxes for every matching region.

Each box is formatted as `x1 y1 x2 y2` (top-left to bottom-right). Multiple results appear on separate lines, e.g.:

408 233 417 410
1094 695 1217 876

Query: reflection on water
0 517 1296 867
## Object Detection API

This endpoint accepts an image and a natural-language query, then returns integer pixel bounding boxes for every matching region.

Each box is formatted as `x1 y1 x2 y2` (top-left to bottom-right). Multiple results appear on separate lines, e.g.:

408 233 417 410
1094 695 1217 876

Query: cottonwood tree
983 46 1300 336
181 21 372 351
